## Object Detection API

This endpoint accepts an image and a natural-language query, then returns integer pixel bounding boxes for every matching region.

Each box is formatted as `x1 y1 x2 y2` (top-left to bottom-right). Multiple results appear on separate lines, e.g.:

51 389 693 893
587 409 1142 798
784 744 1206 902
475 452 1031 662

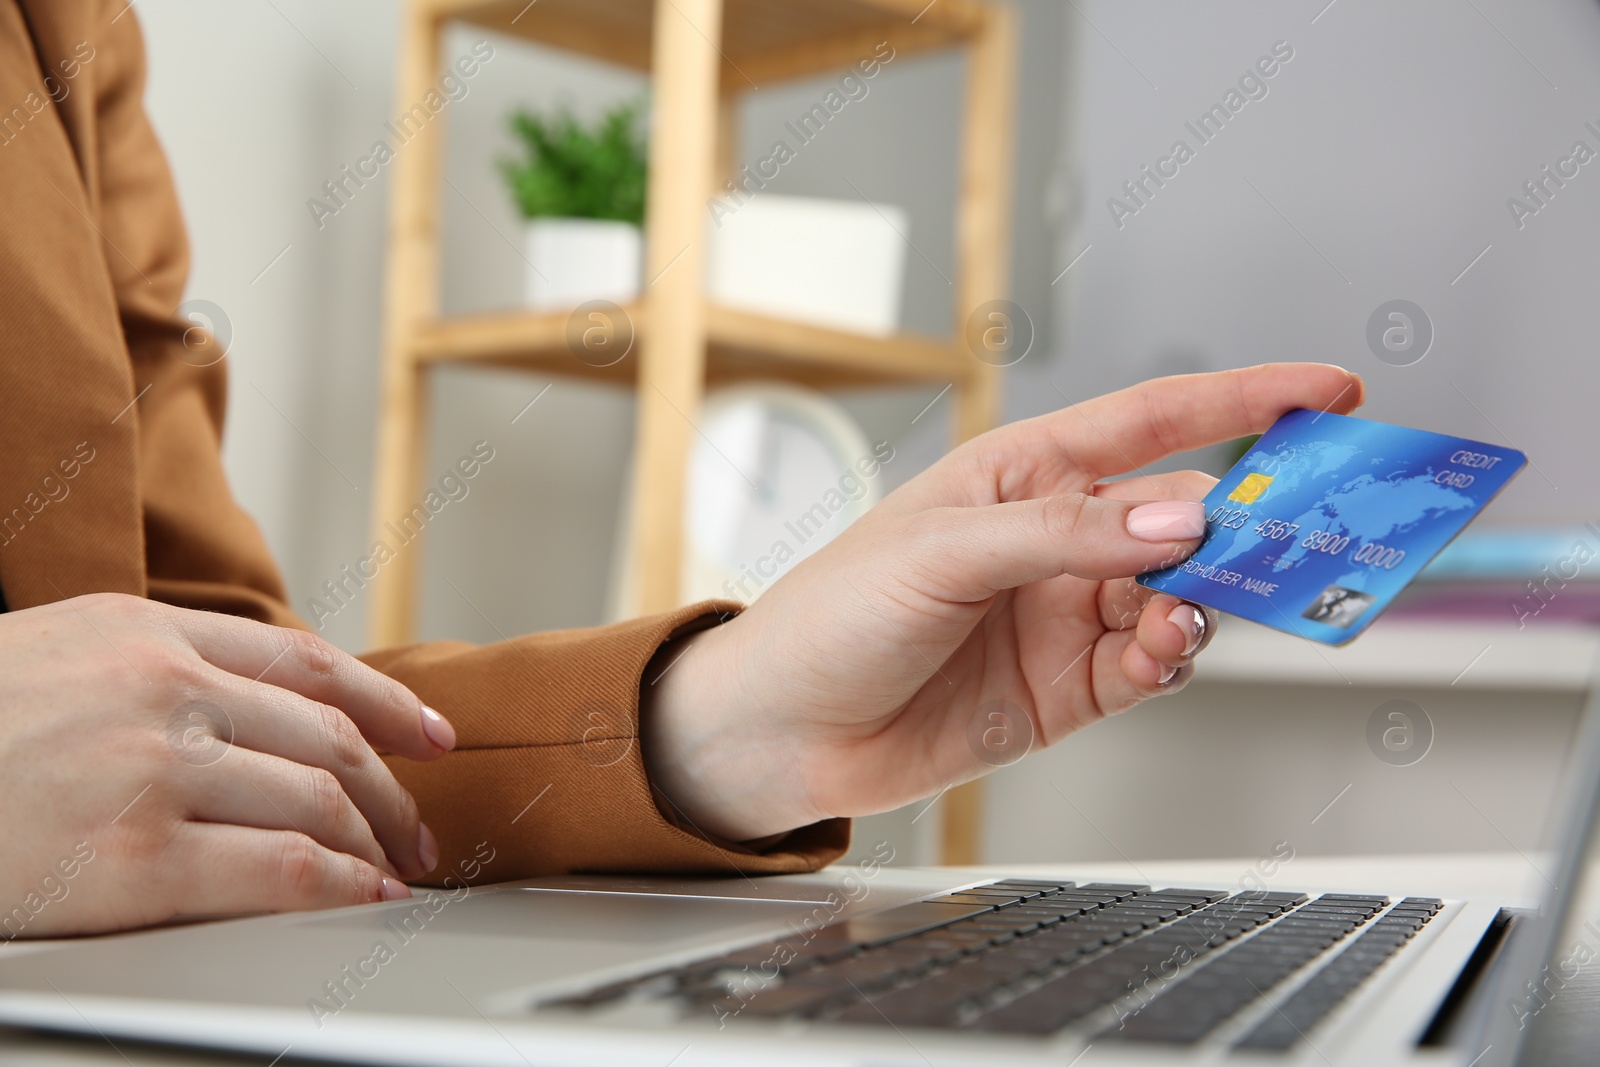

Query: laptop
0 683 1596 1067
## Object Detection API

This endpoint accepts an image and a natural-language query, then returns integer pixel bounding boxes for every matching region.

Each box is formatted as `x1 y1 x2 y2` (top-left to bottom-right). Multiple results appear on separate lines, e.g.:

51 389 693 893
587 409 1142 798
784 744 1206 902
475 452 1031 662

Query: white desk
0 854 1532 1065
856 619 1599 870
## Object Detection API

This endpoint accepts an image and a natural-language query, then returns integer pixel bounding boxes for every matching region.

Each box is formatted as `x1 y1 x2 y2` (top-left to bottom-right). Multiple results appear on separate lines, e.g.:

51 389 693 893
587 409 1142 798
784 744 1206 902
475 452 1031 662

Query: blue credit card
1138 409 1527 645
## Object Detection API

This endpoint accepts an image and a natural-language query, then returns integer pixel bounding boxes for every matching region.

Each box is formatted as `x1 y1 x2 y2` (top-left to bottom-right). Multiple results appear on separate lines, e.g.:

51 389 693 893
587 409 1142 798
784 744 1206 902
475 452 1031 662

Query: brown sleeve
366 605 850 885
67 0 304 625
61 6 847 882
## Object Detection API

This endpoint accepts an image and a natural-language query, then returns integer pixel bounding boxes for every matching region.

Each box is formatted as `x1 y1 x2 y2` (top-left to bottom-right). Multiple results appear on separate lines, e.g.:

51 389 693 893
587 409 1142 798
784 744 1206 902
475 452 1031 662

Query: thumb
909 495 1207 598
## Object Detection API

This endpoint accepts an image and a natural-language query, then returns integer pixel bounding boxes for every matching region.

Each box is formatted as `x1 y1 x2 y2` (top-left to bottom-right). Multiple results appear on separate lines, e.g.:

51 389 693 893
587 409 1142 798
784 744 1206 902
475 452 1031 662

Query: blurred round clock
681 384 882 604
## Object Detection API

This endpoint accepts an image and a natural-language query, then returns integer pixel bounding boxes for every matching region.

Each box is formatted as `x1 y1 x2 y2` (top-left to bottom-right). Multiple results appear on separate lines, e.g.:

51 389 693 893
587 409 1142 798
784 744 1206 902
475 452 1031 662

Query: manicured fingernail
381 877 412 901
1157 664 1178 687
1168 604 1207 656
418 823 440 873
1127 501 1207 542
421 704 456 751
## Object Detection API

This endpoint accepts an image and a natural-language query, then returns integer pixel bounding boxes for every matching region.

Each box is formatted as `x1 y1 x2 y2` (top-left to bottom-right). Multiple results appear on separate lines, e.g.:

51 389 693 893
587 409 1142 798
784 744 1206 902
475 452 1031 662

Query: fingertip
1166 602 1207 657
1301 363 1364 411
420 704 456 753
1321 363 1365 410
381 876 412 901
1347 370 1366 408
1124 639 1189 693
1126 500 1206 543
1122 640 1163 687
417 823 440 874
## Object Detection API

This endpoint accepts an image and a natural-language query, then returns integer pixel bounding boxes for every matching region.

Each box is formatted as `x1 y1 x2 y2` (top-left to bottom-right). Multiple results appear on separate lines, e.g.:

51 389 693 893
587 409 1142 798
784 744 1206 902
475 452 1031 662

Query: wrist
640 614 819 842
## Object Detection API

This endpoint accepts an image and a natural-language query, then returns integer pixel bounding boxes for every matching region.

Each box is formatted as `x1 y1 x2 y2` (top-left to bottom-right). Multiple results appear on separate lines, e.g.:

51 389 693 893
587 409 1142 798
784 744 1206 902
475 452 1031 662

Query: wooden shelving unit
369 0 1019 865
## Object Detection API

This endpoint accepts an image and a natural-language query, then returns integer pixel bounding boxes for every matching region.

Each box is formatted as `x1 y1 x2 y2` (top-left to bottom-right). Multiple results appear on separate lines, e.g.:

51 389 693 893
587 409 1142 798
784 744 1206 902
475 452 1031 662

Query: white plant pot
706 194 908 336
522 218 642 312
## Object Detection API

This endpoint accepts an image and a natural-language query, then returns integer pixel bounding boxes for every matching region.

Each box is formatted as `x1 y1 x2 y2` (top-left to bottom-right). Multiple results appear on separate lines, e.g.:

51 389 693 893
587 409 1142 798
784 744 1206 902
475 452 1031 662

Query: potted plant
499 100 648 311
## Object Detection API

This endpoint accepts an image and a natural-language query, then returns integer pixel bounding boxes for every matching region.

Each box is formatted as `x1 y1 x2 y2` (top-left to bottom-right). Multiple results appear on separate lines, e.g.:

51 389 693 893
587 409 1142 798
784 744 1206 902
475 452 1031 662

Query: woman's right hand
0 593 455 937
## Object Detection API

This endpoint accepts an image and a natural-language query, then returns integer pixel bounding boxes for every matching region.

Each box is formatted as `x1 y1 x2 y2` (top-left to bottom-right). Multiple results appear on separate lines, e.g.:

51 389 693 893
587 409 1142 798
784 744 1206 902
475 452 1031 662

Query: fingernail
381 877 412 901
1157 664 1178 687
418 823 440 873
1127 501 1207 542
421 704 456 751
1167 604 1207 656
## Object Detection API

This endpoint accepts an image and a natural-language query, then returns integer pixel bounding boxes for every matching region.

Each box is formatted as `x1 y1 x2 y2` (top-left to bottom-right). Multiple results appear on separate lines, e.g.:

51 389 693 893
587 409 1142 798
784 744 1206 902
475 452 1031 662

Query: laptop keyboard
548 879 1440 1048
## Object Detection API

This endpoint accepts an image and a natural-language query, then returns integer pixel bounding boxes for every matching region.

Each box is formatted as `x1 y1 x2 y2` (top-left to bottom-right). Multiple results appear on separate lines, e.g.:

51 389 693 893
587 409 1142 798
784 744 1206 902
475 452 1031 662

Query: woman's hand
0 593 455 937
645 363 1364 841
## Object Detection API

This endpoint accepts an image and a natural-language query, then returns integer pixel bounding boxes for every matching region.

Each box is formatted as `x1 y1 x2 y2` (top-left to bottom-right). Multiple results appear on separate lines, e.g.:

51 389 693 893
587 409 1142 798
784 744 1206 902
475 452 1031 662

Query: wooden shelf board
411 303 971 388
427 0 979 84
706 303 968 382
412 305 640 385
731 19 958 87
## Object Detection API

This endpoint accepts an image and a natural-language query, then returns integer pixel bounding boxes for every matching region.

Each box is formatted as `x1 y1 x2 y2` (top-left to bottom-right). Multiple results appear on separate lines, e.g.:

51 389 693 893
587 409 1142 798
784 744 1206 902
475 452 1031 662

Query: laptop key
938 892 1027 907
1315 894 1390 906
1110 905 1181 920
1005 907 1068 922
1018 901 1098 916
923 928 1013 947
933 894 1005 908
1047 892 1124 905
1134 903 1199 917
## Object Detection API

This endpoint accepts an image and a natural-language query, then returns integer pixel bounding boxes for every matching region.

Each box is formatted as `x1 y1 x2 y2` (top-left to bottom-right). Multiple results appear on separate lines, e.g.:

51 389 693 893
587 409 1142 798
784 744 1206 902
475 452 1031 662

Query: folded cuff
369 601 850 886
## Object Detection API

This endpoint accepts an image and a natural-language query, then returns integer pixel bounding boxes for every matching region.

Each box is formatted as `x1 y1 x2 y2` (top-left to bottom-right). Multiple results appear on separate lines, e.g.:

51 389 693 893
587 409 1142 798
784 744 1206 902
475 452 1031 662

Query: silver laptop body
0 683 1596 1067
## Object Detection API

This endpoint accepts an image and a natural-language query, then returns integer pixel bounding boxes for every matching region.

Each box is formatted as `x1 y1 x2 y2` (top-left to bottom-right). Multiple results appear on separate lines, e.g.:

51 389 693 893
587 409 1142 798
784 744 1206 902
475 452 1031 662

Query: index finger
1038 363 1363 480
157 607 454 762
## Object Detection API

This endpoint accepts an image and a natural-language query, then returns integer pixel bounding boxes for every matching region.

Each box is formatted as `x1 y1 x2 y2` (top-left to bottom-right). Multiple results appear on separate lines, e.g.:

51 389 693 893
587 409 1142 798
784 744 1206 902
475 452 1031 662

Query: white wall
141 0 399 647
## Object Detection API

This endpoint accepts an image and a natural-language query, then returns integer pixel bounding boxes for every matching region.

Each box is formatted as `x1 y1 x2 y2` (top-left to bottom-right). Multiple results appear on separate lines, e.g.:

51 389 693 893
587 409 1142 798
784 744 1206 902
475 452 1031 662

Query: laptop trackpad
302 885 829 944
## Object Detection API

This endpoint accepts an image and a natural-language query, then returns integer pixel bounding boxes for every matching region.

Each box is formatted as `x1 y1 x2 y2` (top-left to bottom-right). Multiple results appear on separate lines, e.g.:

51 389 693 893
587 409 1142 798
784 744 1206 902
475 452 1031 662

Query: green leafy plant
498 100 648 226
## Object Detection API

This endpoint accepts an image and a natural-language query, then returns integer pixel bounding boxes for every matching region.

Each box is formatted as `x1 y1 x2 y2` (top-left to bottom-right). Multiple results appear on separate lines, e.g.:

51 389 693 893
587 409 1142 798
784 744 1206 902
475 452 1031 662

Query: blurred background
138 0 1600 873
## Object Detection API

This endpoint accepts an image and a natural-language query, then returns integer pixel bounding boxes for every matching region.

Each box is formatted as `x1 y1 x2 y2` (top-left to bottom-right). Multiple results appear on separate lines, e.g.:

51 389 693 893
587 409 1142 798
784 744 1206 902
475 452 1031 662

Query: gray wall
1043 0 1600 521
